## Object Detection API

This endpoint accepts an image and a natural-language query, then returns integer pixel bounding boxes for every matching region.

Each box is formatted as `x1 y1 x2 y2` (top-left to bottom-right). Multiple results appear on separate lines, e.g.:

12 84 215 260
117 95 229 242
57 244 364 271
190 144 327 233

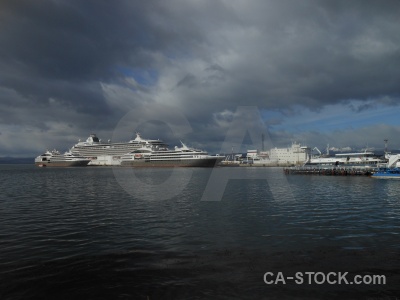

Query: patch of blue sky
263 101 399 134
116 66 158 86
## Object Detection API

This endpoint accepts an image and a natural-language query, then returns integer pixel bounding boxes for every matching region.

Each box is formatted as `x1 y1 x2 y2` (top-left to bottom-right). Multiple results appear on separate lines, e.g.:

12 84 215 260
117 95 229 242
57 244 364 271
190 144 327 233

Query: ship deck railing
284 165 375 176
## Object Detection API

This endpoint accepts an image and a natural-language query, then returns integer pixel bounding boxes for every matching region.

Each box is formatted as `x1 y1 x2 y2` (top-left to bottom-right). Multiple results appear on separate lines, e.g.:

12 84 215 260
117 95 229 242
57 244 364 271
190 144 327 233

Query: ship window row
149 156 194 159
150 154 196 157
148 159 193 161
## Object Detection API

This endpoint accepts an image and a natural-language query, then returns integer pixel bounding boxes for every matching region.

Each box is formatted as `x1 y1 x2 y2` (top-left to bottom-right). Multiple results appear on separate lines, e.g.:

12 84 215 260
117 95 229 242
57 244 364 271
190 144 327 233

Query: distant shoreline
0 158 34 164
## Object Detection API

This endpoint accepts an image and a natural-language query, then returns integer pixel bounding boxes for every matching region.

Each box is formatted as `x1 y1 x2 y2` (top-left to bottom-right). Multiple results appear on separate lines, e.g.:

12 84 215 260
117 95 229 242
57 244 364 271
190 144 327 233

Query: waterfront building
269 142 311 165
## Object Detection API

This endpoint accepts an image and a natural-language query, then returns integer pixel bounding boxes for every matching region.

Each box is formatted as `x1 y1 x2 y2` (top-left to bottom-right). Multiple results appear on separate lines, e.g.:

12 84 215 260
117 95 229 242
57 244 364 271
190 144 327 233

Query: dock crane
312 147 322 156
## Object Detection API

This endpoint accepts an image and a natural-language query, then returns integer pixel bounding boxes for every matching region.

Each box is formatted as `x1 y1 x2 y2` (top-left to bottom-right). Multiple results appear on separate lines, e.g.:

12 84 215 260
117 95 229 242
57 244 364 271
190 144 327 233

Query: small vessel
120 141 224 167
371 153 400 178
305 150 386 168
35 150 91 167
371 168 400 179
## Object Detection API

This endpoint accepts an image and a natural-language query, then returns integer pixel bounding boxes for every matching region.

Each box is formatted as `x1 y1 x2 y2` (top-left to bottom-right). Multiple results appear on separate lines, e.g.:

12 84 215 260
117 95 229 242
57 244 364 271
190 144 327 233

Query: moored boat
371 167 400 179
371 153 400 178
35 150 91 167
70 133 170 166
71 133 165 158
120 142 224 167
305 150 386 168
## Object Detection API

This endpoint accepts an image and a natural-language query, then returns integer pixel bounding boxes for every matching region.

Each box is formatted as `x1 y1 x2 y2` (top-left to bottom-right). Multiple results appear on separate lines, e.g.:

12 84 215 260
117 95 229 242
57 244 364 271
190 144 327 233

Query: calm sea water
1 165 399 299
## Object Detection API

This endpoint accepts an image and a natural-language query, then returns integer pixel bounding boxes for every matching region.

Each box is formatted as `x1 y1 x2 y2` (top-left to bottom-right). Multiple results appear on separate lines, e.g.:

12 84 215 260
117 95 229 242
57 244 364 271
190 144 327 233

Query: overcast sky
1 0 400 156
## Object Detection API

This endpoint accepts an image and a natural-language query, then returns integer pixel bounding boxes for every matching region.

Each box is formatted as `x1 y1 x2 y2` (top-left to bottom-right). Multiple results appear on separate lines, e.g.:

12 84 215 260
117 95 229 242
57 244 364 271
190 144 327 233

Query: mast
261 133 265 151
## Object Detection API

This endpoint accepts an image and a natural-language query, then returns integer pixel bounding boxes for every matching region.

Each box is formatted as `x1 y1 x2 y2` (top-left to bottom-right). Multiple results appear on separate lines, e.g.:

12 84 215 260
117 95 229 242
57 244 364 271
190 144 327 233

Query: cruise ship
120 142 224 167
70 133 166 165
35 150 91 167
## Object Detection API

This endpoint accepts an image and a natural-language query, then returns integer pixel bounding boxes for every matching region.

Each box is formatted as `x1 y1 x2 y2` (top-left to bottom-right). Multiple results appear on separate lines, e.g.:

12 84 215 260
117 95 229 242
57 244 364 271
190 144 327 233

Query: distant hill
0 157 34 164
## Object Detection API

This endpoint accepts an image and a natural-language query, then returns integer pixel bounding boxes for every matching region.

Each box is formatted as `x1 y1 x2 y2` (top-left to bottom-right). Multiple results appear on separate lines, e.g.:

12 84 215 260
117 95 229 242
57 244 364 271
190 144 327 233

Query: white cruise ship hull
34 160 90 167
35 151 91 167
121 157 223 167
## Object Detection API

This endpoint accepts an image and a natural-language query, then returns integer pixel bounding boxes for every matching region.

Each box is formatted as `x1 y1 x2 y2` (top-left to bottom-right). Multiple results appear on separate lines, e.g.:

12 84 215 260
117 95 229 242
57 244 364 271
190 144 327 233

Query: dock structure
284 166 373 176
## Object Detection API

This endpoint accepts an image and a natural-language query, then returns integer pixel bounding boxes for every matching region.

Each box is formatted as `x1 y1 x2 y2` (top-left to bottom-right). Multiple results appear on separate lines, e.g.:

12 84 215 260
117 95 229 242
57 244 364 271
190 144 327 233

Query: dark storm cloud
172 0 400 112
1 0 400 155
0 0 168 80
0 0 207 121
349 96 399 113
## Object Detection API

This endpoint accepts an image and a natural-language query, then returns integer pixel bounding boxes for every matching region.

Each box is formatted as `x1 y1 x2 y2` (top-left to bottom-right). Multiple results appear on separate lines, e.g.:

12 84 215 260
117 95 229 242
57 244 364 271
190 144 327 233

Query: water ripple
1 166 400 298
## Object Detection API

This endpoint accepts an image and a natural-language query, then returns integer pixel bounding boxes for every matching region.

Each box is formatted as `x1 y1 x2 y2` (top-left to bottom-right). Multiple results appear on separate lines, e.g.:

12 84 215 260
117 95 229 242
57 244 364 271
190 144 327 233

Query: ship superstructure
71 133 165 157
305 151 386 168
120 142 224 167
35 150 90 167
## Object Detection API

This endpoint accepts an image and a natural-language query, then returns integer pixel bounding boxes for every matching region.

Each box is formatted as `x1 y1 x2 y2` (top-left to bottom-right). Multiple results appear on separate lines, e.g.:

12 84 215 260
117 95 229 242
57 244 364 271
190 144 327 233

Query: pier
284 166 373 176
